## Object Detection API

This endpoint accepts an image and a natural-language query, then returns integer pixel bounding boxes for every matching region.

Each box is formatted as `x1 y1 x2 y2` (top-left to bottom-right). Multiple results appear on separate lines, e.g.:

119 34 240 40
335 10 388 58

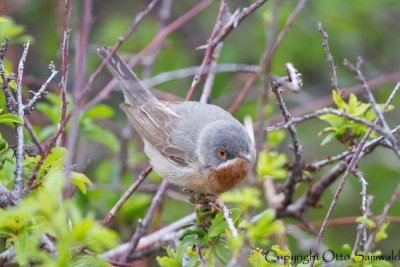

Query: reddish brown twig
59 0 71 146
79 0 161 106
83 0 213 111
101 165 152 225
186 0 227 101
120 179 169 263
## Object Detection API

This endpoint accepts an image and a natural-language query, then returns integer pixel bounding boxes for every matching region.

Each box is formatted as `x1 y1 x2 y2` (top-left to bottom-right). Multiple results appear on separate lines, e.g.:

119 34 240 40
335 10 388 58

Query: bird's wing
120 102 190 167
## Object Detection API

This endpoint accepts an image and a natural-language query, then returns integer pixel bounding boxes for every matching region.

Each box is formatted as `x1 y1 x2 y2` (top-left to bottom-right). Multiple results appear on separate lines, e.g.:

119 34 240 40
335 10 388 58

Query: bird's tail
97 47 158 105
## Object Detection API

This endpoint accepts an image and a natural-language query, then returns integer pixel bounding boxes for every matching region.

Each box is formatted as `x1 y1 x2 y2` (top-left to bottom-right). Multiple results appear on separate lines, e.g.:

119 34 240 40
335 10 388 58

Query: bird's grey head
197 120 255 169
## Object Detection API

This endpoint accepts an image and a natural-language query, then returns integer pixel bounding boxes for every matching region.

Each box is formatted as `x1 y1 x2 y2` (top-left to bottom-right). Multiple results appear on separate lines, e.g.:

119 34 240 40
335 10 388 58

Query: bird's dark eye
217 149 227 159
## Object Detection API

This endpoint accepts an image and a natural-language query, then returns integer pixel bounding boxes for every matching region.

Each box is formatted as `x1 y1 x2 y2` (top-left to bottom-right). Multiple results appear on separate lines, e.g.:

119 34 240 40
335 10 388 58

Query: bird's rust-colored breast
208 159 251 194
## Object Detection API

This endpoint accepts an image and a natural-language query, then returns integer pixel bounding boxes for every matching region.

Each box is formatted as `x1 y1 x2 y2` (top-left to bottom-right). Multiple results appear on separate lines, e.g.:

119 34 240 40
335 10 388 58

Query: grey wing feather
97 47 158 105
120 102 190 167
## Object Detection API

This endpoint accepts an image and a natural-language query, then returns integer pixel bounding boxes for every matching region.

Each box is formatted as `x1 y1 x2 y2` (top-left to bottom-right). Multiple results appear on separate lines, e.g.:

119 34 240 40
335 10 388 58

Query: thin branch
0 37 17 114
364 182 400 253
141 0 173 79
267 70 400 125
101 165 152 225
25 62 58 113
59 0 71 147
79 0 161 105
317 21 339 93
344 57 397 151
208 0 270 51
83 0 213 111
186 0 228 101
142 63 260 88
12 41 30 194
310 83 400 266
265 107 388 137
120 180 169 263
309 126 400 170
100 213 196 260
199 42 223 104
351 169 370 254
63 0 92 197
24 119 44 154
271 66 304 209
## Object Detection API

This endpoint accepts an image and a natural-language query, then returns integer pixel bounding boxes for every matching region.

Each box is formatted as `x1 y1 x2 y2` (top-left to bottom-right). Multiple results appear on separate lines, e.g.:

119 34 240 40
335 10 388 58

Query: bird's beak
238 153 252 163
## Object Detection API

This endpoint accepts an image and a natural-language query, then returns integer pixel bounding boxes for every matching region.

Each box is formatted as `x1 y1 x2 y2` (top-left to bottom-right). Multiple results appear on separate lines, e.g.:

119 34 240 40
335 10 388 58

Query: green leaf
249 251 268 267
207 209 241 240
215 241 232 264
332 90 345 109
0 17 7 23
356 217 376 229
221 187 261 211
348 93 358 110
0 114 24 124
267 130 286 148
376 222 389 242
257 151 288 179
320 132 336 146
84 104 114 120
71 172 92 194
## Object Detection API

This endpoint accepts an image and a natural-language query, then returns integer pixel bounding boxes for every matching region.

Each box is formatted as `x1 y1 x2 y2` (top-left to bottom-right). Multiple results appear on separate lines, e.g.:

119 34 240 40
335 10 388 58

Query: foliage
318 90 394 145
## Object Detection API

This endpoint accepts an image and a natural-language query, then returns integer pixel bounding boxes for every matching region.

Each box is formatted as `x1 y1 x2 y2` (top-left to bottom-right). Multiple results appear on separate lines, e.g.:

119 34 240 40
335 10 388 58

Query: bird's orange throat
209 159 251 194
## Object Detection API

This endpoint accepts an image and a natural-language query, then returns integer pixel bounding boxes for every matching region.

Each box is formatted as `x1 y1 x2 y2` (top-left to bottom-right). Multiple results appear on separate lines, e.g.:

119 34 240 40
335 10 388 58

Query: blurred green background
1 0 400 263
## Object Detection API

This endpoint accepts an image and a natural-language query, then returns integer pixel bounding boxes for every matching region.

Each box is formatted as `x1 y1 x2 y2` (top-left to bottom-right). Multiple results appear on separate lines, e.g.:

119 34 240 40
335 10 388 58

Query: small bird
98 47 255 195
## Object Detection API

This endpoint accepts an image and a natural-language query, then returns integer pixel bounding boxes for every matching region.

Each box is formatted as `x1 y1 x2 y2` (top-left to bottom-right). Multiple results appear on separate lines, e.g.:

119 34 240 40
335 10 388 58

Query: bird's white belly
143 141 209 192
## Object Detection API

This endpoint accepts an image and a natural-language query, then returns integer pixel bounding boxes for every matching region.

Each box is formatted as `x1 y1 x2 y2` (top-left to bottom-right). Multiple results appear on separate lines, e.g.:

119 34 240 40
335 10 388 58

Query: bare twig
12 41 30 194
208 0 270 51
317 21 339 93
365 182 400 253
101 165 152 225
100 213 195 261
344 57 398 153
351 169 370 254
120 180 169 262
270 66 304 209
268 70 400 125
63 0 92 197
24 119 44 154
199 42 223 104
0 37 17 114
142 0 173 79
310 83 400 266
142 63 260 88
265 107 387 137
186 0 228 101
59 0 71 147
83 0 213 111
25 62 58 113
79 0 161 105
